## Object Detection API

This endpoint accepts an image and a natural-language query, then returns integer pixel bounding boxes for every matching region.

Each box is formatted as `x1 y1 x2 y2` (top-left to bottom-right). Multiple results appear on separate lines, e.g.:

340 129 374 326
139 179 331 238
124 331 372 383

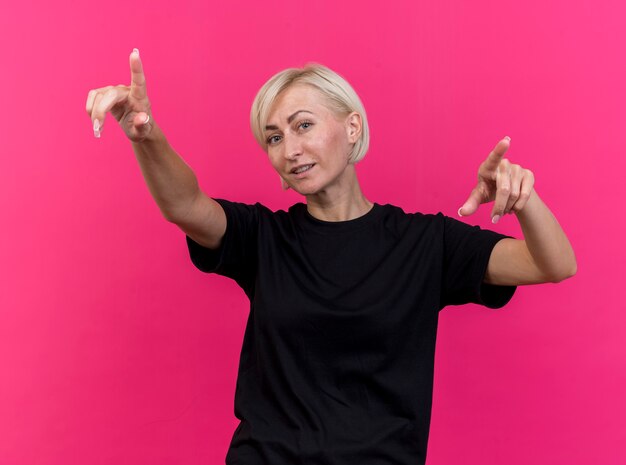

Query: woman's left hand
458 136 535 224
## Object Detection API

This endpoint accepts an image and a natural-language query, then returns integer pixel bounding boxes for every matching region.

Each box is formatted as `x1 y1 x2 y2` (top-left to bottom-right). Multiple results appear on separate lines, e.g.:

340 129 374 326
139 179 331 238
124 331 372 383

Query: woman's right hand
85 48 153 142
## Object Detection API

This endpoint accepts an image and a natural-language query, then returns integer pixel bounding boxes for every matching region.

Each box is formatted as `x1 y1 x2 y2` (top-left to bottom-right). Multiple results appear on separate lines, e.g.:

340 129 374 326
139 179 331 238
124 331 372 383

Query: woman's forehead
268 85 331 121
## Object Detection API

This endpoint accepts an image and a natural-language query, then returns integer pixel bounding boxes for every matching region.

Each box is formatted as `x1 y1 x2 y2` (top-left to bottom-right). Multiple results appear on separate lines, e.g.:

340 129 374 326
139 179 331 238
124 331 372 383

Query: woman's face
264 84 359 196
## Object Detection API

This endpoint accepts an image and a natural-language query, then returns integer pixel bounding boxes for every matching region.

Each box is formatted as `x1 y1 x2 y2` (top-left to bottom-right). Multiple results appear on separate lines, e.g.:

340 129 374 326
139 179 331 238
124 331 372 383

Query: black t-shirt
186 199 516 465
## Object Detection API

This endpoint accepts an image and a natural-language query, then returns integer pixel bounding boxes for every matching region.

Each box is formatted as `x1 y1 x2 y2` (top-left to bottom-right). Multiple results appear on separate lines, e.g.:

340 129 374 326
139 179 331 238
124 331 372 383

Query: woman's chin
292 187 318 197
290 180 321 196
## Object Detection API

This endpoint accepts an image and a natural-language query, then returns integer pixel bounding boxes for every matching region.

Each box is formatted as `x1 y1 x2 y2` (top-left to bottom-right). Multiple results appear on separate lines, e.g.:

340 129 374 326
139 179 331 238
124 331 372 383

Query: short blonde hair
250 63 370 163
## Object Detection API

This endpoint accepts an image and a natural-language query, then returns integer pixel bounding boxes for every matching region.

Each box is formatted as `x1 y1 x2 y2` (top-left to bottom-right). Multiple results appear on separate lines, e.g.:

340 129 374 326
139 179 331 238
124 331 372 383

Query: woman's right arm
85 49 226 249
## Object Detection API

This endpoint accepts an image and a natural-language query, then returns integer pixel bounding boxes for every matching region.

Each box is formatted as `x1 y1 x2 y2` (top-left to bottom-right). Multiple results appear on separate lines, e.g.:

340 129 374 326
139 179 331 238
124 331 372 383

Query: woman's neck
305 170 373 222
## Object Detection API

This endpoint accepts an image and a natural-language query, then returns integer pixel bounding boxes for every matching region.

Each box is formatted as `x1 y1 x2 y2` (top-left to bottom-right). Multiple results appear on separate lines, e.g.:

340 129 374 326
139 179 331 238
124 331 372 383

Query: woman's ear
346 112 362 143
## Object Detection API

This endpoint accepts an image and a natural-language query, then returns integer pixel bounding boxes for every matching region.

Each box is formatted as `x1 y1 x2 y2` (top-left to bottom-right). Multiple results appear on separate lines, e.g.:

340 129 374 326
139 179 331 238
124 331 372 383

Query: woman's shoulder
211 198 283 215
377 202 445 222
214 199 453 233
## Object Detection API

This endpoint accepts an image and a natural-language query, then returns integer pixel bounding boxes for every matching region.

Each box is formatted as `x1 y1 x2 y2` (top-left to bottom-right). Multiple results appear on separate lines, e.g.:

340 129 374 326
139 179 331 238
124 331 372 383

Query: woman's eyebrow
265 110 314 131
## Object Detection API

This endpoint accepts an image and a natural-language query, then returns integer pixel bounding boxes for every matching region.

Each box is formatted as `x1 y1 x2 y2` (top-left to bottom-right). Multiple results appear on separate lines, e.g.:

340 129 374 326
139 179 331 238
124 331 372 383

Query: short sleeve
185 198 259 296
440 215 516 310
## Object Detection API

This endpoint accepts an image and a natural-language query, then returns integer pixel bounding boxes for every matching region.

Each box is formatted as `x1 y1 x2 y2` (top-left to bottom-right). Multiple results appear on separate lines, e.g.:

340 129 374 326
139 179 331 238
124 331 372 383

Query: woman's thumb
458 188 481 217
133 112 152 138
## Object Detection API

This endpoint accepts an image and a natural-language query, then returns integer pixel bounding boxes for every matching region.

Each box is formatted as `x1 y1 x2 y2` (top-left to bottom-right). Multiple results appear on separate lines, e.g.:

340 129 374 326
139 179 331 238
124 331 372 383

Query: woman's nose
283 134 302 160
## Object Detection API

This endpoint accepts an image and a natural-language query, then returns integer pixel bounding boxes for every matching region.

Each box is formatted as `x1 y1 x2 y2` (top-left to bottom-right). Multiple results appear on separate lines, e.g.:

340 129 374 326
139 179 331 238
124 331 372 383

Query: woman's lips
292 163 315 179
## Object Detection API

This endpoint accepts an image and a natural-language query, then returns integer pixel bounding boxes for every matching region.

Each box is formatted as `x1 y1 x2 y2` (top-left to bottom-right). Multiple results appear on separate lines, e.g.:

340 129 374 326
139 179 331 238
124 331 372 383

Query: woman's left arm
458 137 577 286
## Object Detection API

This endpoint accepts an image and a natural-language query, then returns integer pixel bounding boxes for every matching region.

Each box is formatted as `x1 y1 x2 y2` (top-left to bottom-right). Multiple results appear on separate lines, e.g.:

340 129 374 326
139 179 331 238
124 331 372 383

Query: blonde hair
250 63 370 163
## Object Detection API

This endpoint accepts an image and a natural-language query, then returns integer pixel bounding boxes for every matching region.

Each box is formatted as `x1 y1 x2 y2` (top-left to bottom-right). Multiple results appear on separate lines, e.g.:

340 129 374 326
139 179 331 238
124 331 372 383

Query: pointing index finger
130 48 147 100
482 136 511 172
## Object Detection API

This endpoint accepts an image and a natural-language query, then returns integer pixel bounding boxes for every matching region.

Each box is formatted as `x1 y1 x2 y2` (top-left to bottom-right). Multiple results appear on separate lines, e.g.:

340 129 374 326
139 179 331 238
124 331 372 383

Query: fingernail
143 113 150 124
504 136 511 141
457 208 463 217
93 119 101 138
133 48 140 56
492 214 501 224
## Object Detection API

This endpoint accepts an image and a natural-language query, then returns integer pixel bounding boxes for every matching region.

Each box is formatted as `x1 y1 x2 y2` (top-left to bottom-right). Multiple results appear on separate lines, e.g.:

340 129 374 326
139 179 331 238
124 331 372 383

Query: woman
86 49 576 465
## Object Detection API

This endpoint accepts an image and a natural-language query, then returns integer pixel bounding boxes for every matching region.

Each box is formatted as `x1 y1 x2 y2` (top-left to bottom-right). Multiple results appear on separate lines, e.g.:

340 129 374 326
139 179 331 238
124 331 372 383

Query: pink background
0 0 623 463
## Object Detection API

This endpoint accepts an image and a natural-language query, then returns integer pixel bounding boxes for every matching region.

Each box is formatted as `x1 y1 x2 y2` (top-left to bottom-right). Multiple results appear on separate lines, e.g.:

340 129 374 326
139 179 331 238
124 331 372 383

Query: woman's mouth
292 163 316 176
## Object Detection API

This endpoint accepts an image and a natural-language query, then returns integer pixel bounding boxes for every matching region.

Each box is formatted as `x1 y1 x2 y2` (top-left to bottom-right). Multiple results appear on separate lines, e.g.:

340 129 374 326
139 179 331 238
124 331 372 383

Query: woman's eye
267 135 281 145
267 122 312 145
